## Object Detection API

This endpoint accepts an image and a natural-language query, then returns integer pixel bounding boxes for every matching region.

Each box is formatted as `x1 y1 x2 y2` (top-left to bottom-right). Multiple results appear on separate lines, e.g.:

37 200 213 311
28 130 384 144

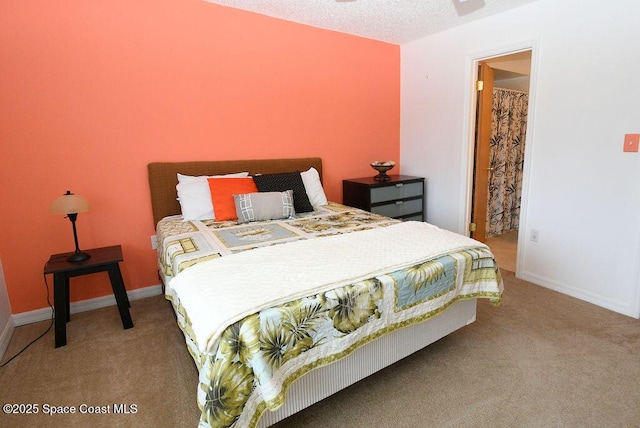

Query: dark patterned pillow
252 172 314 213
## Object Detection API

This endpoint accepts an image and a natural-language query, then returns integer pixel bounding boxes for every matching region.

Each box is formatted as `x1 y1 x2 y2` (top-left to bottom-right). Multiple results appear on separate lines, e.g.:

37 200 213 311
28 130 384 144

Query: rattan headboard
147 158 323 226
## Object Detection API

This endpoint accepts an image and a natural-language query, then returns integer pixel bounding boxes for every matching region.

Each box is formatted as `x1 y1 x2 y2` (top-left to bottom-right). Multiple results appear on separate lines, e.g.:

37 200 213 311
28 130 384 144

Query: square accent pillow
300 167 328 208
233 191 295 223
252 171 314 213
207 177 258 221
176 172 249 221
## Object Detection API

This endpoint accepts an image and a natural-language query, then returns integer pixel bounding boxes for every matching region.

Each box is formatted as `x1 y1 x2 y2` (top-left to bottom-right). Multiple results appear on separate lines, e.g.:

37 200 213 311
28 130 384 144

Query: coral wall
0 0 399 313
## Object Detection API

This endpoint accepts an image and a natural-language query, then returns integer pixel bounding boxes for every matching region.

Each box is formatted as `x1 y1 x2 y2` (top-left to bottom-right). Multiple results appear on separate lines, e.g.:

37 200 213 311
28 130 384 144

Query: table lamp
50 190 91 262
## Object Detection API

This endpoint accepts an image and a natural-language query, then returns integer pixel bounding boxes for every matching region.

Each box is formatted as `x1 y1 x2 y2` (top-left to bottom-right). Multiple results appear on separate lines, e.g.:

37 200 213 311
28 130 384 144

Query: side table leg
65 277 71 322
107 264 133 329
53 273 67 348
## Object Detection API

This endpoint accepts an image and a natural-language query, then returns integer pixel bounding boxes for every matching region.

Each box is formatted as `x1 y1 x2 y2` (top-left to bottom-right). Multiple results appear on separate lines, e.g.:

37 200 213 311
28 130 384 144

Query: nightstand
343 175 425 221
44 245 134 348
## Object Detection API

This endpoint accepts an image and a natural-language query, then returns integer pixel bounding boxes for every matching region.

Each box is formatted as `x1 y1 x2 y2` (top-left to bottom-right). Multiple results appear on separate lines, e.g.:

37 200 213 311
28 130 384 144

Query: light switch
623 134 639 152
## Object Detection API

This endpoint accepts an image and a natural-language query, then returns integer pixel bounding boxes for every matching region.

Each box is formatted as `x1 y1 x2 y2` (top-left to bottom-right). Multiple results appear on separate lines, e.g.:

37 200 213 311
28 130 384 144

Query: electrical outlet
151 235 158 250
530 229 539 242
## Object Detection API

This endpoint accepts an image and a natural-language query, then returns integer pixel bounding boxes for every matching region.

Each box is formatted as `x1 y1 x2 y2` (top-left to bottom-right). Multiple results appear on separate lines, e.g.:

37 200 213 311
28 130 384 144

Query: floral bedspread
196 247 501 428
157 205 503 428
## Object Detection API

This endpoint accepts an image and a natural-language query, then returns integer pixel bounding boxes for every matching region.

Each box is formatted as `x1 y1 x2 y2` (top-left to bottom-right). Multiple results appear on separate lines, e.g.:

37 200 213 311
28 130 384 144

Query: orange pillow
207 177 258 221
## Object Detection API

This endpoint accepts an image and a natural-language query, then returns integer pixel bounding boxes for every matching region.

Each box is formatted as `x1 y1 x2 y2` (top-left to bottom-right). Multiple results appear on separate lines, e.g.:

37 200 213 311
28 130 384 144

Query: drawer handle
395 201 403 205
395 183 404 188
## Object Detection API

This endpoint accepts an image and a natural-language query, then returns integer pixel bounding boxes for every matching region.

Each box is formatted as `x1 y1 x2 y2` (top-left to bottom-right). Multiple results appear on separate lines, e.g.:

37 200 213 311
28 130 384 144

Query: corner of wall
0 258 15 361
0 316 15 362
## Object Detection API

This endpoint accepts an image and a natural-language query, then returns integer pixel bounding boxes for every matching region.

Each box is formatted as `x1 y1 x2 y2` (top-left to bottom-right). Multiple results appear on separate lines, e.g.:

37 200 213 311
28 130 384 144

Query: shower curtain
486 87 528 238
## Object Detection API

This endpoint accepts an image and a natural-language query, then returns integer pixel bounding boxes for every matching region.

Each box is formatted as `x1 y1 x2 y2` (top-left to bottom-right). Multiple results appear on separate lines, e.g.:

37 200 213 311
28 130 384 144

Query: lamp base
67 251 91 263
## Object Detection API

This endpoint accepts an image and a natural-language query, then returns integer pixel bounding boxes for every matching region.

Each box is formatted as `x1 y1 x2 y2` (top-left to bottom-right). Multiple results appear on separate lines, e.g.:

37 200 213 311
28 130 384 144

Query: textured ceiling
203 0 540 44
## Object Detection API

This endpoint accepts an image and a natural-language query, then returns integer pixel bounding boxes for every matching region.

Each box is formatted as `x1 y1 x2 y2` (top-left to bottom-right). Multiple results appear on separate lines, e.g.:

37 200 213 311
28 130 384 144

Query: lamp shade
50 191 90 215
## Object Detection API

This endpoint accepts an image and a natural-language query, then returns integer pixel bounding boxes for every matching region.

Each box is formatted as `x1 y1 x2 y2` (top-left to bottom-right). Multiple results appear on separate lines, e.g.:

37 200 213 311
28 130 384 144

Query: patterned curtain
486 88 528 238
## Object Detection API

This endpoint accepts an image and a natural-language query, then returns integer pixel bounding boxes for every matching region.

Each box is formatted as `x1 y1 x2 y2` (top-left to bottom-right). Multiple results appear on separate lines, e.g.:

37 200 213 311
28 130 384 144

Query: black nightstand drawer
343 175 425 221
370 181 423 203
371 198 423 218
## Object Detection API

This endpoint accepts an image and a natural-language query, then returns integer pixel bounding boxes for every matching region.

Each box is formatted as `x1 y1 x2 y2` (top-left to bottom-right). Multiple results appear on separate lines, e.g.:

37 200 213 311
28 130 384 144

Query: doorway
470 50 532 273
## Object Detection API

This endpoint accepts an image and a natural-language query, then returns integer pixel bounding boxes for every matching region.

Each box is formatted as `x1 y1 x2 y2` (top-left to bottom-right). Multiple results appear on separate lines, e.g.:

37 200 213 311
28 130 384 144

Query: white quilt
168 221 488 354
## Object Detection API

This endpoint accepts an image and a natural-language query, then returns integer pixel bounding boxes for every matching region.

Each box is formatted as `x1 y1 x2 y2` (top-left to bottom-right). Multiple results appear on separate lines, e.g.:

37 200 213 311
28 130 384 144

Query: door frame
460 40 539 276
471 61 494 244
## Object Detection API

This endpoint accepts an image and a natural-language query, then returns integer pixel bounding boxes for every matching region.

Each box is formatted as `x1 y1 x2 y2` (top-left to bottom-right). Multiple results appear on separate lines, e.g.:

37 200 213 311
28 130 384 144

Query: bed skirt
257 298 477 426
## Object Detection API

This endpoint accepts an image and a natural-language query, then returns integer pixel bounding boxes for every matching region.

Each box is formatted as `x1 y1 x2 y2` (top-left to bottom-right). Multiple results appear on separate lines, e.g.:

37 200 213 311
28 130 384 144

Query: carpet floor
1 271 639 427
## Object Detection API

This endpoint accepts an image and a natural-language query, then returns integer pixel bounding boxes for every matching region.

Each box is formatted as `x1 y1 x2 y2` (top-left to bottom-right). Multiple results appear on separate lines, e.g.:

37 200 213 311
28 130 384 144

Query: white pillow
301 167 328 208
176 172 249 221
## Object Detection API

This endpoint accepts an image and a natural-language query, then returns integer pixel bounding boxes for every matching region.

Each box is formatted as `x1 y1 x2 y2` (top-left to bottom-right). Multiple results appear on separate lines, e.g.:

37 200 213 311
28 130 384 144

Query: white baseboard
0 316 16 361
12 284 164 327
518 270 634 317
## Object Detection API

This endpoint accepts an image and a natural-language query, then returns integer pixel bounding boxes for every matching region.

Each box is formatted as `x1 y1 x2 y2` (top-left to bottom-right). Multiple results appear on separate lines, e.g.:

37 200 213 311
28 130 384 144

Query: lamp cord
0 272 55 367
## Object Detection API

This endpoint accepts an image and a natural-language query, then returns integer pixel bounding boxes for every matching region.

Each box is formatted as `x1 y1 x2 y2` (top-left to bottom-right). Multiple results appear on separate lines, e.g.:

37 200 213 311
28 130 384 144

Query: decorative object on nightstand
44 245 134 348
50 190 91 262
343 175 425 221
370 160 395 181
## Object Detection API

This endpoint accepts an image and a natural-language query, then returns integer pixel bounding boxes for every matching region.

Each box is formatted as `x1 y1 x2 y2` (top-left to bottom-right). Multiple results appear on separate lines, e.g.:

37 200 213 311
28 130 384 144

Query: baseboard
12 284 163 327
0 316 16 361
518 270 634 317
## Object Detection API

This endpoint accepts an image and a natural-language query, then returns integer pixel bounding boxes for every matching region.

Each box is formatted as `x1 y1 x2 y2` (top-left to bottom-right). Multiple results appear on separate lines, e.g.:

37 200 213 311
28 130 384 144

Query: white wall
400 0 640 317
0 258 15 359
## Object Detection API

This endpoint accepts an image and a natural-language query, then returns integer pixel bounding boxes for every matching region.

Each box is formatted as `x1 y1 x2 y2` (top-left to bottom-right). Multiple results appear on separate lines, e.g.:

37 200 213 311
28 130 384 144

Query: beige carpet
1 271 639 427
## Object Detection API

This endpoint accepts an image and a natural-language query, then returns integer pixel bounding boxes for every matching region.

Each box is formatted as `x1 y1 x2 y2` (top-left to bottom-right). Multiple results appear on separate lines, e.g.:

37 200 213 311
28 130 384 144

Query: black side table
44 245 134 348
343 175 425 221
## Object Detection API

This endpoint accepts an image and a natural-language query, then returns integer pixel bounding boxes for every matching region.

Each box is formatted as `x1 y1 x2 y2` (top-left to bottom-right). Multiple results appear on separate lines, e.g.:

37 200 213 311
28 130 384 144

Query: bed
147 158 503 428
